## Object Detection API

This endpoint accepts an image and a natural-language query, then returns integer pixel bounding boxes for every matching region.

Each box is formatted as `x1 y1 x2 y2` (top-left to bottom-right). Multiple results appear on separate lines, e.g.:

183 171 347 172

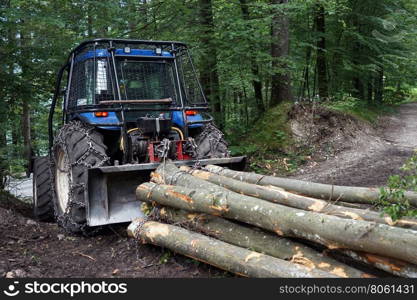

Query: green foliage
0 0 416 186
229 144 258 157
378 151 417 221
245 101 293 152
324 96 396 122
396 86 417 104
158 250 172 264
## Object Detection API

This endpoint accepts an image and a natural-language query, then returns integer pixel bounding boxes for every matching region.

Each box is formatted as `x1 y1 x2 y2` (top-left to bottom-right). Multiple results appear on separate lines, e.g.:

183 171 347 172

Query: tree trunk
351 12 364 100
204 165 417 207
300 46 312 100
22 100 32 176
270 0 292 106
0 130 6 189
18 30 32 177
239 0 264 113
137 180 417 265
183 167 417 230
314 2 328 99
199 0 222 127
374 66 384 103
159 207 371 278
367 80 374 104
127 219 336 277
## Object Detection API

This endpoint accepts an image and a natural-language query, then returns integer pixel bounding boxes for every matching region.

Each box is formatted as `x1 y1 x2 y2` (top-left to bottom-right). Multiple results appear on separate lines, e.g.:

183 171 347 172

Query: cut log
158 207 372 278
137 181 417 265
127 219 336 278
204 165 417 207
182 167 417 230
337 249 417 278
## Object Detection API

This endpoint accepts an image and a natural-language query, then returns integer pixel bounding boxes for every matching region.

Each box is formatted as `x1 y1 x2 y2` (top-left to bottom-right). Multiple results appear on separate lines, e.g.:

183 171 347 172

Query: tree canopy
0 0 416 185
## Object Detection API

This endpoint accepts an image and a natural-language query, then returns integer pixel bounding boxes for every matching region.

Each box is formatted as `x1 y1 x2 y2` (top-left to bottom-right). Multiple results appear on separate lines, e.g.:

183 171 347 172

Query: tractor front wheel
194 123 230 159
52 121 109 234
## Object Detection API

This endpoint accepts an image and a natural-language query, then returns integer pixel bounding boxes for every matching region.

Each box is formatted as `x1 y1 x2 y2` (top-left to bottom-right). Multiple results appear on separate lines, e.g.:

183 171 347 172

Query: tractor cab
35 39 245 232
56 40 211 164
68 44 205 130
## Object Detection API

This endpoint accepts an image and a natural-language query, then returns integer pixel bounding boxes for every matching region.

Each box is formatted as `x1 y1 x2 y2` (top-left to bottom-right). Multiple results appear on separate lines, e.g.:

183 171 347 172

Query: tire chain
154 138 171 159
196 123 230 159
50 121 110 235
49 122 226 234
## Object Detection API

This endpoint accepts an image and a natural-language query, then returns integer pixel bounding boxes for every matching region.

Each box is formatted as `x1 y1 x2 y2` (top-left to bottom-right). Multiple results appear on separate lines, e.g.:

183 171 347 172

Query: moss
245 101 294 152
228 102 302 176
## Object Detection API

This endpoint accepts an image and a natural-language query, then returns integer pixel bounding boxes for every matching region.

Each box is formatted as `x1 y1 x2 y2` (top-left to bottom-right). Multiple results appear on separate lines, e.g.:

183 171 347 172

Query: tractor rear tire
32 156 54 221
194 123 230 159
52 121 109 234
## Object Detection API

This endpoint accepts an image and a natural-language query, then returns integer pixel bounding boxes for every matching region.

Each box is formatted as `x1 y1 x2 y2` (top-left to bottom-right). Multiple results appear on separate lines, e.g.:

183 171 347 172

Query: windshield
68 49 207 108
116 60 179 103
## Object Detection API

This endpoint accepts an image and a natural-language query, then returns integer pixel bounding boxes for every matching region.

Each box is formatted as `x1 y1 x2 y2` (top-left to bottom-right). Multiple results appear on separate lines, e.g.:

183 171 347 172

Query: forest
2 0 417 281
1 0 417 187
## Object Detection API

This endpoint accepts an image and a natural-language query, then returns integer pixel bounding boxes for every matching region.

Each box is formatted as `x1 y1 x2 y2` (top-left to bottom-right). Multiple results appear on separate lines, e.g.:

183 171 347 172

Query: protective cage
67 40 207 108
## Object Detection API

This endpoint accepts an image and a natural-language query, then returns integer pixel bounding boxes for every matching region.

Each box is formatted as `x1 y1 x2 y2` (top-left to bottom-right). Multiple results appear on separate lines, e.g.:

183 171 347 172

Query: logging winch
31 38 246 233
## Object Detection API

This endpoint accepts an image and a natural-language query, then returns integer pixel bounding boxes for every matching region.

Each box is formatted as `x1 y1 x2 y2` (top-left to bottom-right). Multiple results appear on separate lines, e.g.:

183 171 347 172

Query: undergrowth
227 101 309 175
323 96 396 123
378 151 417 221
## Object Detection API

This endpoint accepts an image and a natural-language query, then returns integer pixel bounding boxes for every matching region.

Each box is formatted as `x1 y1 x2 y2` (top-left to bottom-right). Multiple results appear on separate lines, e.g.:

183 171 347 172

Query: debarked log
203 165 417 207
136 182 417 265
183 167 417 230
158 207 372 278
338 249 417 278
127 219 336 278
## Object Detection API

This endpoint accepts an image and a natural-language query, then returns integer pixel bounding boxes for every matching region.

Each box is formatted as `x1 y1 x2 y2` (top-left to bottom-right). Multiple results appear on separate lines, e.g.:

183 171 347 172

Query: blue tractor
32 39 245 233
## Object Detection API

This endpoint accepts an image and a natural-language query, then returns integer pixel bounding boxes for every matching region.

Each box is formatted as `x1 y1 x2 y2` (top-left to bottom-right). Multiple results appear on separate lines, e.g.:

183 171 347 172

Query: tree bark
19 31 33 177
199 0 222 127
158 207 371 278
22 100 32 176
0 130 6 189
137 180 417 265
204 165 417 207
270 0 292 106
128 219 335 277
314 1 328 99
182 167 417 230
374 66 384 103
350 10 365 100
367 80 374 104
239 0 264 113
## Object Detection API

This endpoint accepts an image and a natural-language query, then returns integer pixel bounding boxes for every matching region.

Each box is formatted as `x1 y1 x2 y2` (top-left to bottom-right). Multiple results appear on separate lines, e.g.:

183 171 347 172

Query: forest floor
1 103 416 278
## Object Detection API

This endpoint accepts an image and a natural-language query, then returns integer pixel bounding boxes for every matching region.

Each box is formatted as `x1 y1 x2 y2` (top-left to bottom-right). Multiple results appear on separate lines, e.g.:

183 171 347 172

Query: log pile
127 162 417 278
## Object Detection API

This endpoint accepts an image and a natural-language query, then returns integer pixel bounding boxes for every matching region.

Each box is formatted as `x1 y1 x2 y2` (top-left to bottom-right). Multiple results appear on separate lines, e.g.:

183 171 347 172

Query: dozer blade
86 156 246 226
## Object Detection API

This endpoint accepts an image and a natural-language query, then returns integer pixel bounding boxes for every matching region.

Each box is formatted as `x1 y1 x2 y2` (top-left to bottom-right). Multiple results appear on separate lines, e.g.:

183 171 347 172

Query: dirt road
295 103 417 187
1 103 416 278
